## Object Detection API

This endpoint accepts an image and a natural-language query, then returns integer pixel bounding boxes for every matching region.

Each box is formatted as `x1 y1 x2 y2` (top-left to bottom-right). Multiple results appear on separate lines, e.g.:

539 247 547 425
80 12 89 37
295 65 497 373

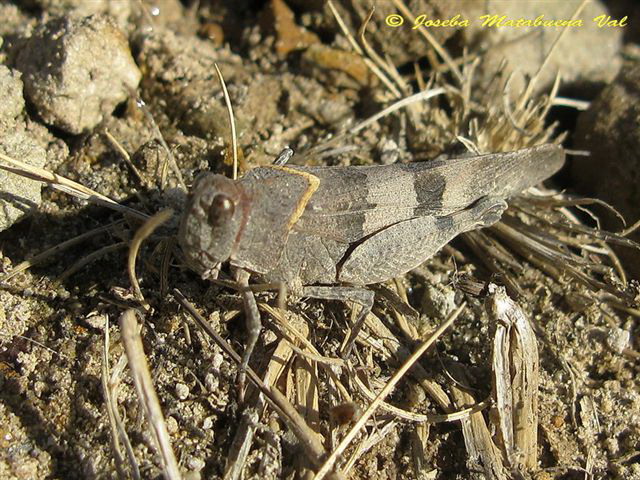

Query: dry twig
119 309 181 480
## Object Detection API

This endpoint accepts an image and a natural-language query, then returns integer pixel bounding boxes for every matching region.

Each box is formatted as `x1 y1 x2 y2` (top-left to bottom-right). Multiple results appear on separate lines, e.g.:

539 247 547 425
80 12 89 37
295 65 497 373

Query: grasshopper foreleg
234 267 261 404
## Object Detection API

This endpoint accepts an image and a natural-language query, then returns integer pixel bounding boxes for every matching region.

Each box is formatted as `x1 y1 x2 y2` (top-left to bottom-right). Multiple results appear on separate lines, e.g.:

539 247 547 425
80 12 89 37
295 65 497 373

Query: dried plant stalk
0 151 148 220
486 284 539 473
449 371 507 480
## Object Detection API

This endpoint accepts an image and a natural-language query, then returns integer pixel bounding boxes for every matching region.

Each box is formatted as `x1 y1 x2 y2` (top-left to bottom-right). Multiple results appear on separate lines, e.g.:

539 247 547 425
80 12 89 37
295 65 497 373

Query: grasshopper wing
292 144 564 244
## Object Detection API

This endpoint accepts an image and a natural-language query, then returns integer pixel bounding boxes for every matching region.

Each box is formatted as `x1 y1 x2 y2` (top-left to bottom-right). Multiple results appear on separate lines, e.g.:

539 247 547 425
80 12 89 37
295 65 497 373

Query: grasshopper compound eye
207 194 235 227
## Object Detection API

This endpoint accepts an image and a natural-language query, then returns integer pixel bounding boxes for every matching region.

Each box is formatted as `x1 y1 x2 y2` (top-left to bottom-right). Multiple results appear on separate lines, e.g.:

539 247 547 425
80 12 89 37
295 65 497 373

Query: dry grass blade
260 303 345 366
343 420 398 474
503 73 536 137
621 217 640 237
127 209 174 307
310 87 447 157
104 129 147 187
326 0 402 98
462 230 526 298
486 284 539 473
135 96 186 191
289 320 322 436
0 332 66 358
551 96 590 110
0 152 149 221
536 211 637 251
314 303 465 480
225 340 293 480
360 307 456 411
351 370 490 423
172 288 346 478
516 0 590 111
390 0 463 83
348 88 446 137
1 220 123 282
54 241 128 285
516 194 627 228
496 219 592 269
224 407 260 480
357 7 409 96
261 303 358 424
101 315 141 480
490 220 632 301
119 309 181 480
578 396 600 477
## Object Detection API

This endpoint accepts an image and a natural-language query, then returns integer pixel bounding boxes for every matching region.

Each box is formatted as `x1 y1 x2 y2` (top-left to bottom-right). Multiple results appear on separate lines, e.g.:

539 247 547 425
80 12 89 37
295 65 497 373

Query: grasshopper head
179 173 245 278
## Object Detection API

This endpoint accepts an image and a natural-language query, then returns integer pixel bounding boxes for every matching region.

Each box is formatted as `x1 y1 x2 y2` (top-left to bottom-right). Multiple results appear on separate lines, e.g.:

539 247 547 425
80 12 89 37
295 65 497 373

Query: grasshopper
179 144 564 389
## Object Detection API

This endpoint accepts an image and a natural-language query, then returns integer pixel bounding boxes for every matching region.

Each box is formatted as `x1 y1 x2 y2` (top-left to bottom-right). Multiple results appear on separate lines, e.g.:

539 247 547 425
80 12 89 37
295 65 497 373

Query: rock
470 0 622 95
0 3 37 65
259 0 319 57
0 130 47 232
136 29 288 153
421 283 456 320
301 44 377 89
136 28 238 139
138 0 201 37
573 61 640 276
0 3 35 38
26 0 132 32
0 65 69 231
0 65 24 122
0 65 47 232
15 14 141 134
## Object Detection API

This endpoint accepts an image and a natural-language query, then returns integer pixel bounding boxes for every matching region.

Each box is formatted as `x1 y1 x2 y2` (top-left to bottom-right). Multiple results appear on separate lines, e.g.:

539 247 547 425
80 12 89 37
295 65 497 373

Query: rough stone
28 0 132 32
573 60 640 275
301 44 377 89
0 65 25 122
0 65 60 231
15 14 141 134
259 0 319 57
135 28 236 139
470 0 623 95
0 130 47 232
0 3 35 38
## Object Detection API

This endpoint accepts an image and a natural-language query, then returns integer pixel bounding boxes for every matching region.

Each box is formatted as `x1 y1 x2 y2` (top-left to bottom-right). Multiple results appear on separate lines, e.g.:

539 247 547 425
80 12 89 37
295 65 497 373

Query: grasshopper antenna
213 63 239 180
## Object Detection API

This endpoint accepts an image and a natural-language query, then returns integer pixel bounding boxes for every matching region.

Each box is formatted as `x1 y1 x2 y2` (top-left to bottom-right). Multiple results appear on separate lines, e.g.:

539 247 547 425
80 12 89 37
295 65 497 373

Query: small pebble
187 456 205 471
175 383 190 400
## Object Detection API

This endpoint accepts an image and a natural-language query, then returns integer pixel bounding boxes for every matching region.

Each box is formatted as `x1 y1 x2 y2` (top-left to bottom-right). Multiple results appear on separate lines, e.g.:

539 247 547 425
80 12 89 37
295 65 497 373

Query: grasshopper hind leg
301 286 374 358
339 196 508 285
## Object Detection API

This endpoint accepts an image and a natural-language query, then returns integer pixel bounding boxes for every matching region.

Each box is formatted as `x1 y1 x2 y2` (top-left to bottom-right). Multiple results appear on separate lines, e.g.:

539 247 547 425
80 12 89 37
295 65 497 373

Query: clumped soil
0 1 639 480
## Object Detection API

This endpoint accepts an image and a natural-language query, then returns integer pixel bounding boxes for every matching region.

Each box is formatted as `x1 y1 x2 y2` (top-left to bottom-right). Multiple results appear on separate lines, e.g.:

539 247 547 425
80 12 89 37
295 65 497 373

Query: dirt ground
1 1 639 479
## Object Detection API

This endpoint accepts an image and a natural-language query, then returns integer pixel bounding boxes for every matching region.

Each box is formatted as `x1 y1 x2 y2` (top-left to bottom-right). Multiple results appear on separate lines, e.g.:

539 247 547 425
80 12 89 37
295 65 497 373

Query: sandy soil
1 1 639 479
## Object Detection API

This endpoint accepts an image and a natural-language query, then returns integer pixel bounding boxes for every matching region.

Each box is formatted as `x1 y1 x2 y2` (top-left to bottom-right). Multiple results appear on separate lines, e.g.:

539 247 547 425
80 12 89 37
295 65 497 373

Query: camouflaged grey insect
179 144 565 388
